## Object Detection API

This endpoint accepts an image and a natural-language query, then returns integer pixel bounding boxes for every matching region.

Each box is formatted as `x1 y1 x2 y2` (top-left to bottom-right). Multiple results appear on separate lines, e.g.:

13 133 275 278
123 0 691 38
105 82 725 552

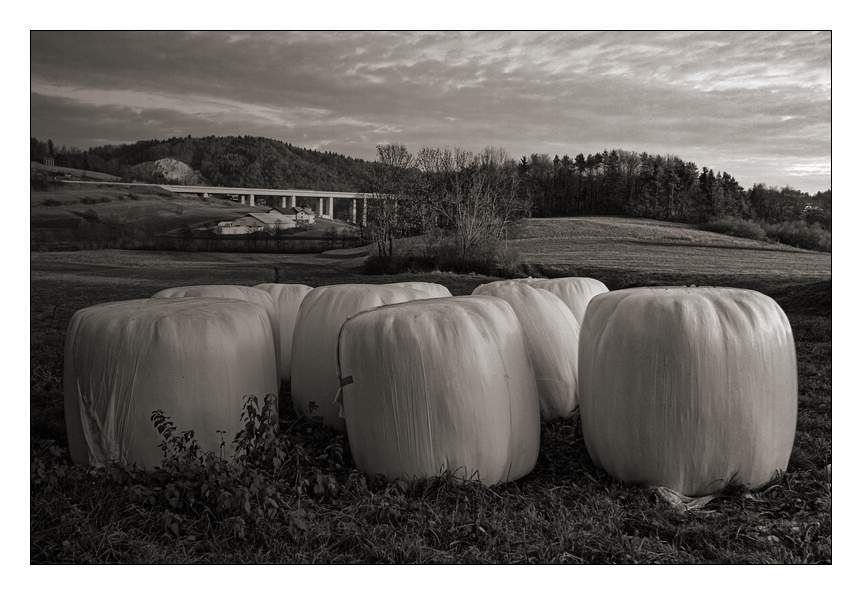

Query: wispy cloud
30 30 831 192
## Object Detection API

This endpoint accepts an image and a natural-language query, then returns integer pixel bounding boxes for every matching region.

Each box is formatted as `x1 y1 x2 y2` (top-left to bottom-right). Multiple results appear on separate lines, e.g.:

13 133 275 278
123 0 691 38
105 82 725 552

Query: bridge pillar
362 198 367 226
248 194 255 207
350 199 357 223
281 196 287 209
316 198 323 217
240 195 245 205
327 196 335 219
290 196 296 208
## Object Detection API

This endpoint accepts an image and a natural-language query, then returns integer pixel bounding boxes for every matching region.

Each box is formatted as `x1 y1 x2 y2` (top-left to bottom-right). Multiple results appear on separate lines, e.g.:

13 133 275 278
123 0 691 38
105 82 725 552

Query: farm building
215 207 316 235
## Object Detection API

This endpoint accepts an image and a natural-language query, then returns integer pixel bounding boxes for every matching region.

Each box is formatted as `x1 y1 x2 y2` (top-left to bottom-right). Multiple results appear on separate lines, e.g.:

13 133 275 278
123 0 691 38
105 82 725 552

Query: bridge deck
62 180 375 199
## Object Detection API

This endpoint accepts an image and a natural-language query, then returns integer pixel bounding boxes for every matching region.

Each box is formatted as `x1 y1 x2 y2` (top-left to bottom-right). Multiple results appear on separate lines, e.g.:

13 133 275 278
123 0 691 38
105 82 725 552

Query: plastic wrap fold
520 277 609 324
255 283 313 381
473 280 580 419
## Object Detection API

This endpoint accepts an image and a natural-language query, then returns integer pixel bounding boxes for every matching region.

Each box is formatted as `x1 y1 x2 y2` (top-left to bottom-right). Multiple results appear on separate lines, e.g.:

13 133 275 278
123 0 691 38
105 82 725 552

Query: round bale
64 297 279 469
578 287 797 496
338 296 541 485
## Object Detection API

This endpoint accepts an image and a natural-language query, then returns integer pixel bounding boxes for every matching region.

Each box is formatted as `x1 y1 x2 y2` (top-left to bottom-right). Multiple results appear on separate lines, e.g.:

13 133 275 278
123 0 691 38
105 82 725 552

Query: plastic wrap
472 280 580 419
520 277 609 324
255 283 313 382
337 296 540 485
578 287 797 496
290 283 442 428
385 282 452 298
64 298 279 469
152 285 279 373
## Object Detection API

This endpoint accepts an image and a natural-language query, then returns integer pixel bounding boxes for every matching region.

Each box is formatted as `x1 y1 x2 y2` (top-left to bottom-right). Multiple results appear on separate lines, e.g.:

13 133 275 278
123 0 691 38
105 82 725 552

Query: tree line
31 136 830 230
518 150 831 227
31 136 377 192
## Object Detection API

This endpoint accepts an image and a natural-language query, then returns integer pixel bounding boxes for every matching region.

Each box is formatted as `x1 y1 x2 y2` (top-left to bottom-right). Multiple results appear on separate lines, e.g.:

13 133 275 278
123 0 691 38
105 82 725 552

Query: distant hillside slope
38 136 377 191
31 161 121 182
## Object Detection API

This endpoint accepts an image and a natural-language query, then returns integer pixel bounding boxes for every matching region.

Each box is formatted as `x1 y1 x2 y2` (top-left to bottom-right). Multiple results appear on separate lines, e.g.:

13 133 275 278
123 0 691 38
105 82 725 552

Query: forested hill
30 136 377 191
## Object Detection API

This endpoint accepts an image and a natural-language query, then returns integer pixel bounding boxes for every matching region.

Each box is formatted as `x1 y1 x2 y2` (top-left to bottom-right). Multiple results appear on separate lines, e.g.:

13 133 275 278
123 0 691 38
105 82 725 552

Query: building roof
227 216 265 227
247 212 295 225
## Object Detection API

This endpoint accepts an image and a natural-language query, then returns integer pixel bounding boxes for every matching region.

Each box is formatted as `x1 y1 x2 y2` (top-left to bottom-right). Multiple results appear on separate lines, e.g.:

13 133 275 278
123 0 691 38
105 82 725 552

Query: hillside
33 136 377 191
30 161 120 182
30 184 266 249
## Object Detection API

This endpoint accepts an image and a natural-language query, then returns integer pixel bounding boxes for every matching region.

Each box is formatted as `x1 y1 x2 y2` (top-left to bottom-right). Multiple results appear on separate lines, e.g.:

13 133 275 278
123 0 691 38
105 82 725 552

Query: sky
30 31 831 193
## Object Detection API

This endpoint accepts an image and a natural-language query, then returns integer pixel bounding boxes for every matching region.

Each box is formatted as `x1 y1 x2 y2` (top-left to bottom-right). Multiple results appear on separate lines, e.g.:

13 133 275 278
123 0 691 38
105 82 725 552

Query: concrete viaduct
163 185 375 225
62 180 377 225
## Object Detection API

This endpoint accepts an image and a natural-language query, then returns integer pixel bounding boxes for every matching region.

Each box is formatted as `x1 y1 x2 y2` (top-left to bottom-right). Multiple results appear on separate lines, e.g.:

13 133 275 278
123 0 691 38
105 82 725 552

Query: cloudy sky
30 31 831 192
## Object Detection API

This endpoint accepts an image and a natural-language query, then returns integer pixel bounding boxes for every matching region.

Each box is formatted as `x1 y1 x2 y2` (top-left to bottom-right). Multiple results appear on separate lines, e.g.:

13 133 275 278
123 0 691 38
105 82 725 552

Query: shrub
700 217 767 241
31 170 58 191
762 220 831 252
365 233 522 277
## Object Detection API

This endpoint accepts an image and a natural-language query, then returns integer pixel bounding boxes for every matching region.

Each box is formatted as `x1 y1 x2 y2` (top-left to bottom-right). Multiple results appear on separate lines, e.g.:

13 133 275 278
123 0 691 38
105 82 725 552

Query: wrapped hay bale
520 277 609 324
255 283 313 382
290 283 441 428
152 285 279 372
385 282 452 298
579 287 797 496
472 280 580 419
64 298 279 469
337 296 540 485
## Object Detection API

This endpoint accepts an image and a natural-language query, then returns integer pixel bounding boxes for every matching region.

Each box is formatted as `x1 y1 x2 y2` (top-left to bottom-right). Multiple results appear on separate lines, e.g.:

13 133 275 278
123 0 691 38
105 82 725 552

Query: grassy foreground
31 238 831 563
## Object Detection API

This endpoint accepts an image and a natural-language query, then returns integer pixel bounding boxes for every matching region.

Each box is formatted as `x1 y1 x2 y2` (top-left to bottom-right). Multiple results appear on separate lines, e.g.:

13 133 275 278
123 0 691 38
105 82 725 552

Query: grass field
30 216 831 563
509 217 830 282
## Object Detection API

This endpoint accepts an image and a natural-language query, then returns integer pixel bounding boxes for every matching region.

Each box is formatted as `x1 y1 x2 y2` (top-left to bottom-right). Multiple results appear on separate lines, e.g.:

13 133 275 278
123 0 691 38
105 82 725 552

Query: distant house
282 206 316 225
215 207 316 236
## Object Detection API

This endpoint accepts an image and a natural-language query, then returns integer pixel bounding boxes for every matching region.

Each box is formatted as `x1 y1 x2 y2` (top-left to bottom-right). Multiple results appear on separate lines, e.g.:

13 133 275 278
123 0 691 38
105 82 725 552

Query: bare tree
415 146 524 261
368 143 417 260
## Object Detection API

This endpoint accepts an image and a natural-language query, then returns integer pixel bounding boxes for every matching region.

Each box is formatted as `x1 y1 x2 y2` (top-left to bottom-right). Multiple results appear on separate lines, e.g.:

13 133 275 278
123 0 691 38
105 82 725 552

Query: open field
509 217 831 282
31 220 831 563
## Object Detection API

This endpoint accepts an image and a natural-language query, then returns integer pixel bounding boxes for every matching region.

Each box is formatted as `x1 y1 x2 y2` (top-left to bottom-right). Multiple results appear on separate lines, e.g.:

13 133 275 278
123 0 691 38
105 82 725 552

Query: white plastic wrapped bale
578 287 797 496
472 280 580 420
152 285 279 372
64 298 279 469
254 283 313 382
337 296 541 485
385 282 452 298
520 277 609 325
290 284 440 428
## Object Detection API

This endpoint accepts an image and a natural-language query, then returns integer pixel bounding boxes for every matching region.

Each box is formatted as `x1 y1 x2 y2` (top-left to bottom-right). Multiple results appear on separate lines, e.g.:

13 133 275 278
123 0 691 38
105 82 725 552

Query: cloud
30 30 831 192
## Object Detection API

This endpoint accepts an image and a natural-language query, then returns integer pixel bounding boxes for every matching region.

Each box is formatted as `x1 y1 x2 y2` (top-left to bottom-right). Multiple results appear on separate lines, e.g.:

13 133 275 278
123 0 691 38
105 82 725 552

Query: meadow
30 217 831 563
